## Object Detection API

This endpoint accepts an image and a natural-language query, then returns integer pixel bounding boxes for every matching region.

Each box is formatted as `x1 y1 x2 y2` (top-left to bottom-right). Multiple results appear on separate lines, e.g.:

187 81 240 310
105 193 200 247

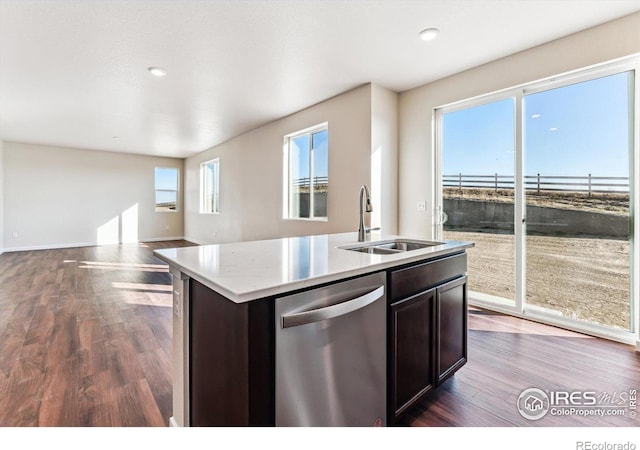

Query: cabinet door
436 276 468 385
390 288 435 419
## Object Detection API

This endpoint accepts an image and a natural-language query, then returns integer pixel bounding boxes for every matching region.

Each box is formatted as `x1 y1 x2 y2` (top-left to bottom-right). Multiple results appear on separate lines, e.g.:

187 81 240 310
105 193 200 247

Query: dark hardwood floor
1 241 638 427
0 240 196 426
401 308 640 427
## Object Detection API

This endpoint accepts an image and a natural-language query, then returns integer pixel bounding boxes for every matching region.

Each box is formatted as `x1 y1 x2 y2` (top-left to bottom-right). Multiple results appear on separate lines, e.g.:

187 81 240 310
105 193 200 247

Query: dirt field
444 230 631 331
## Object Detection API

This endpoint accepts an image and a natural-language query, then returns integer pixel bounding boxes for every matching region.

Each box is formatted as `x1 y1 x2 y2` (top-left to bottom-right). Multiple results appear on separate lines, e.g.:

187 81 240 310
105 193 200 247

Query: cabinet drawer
389 253 466 302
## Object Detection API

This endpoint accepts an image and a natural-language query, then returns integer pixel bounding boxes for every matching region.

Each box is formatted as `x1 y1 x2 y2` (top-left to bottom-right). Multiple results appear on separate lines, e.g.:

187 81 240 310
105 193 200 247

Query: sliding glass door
440 98 517 308
437 62 637 340
523 72 633 332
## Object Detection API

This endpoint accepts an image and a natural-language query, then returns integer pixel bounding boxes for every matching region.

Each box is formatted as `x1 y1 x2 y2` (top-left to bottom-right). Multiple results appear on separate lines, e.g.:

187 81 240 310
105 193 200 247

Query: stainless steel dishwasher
275 271 386 427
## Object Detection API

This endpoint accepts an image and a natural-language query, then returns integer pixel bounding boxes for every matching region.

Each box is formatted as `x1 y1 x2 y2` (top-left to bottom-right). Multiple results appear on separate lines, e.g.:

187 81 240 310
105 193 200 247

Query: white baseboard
636 340 640 352
140 236 186 243
3 241 97 253
183 236 209 245
2 236 190 253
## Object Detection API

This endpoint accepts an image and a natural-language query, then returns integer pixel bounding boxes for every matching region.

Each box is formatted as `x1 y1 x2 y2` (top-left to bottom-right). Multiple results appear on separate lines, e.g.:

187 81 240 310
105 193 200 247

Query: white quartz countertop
153 232 474 303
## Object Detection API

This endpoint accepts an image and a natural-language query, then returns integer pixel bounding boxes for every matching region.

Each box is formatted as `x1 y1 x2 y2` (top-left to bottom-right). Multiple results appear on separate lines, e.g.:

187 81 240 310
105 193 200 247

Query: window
284 124 328 219
200 158 220 214
155 167 179 212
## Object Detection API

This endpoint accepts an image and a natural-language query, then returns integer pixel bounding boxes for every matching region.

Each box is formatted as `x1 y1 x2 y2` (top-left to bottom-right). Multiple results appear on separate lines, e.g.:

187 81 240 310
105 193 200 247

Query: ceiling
1 0 639 158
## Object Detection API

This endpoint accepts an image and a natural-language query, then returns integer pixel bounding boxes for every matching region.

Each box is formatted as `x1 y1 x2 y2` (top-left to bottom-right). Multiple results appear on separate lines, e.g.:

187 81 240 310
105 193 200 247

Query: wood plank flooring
401 308 640 426
1 241 639 427
0 240 196 426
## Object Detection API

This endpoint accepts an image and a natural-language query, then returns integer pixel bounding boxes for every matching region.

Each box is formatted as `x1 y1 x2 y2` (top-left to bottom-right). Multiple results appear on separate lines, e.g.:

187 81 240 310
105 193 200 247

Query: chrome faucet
357 185 373 242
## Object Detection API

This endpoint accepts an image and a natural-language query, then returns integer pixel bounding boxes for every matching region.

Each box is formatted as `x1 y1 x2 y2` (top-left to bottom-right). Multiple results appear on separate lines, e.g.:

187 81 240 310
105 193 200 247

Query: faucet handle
366 227 381 234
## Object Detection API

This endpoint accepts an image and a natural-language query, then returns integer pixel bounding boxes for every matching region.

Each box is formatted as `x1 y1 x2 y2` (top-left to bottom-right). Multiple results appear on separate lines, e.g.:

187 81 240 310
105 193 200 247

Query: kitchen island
154 232 473 427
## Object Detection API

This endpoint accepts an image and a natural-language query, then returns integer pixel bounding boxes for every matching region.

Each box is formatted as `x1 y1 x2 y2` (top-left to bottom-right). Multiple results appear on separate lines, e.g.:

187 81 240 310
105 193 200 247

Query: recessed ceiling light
418 27 440 41
549 127 558 131
531 114 541 118
148 67 167 77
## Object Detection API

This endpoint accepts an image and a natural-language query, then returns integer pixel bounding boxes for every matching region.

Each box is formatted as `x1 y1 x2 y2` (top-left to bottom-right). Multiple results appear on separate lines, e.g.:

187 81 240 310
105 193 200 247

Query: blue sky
291 129 328 182
155 167 178 204
443 72 631 177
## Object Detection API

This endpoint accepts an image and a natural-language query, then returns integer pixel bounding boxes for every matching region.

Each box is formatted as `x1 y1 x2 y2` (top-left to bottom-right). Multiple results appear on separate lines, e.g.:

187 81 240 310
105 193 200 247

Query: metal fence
443 173 629 196
292 176 329 187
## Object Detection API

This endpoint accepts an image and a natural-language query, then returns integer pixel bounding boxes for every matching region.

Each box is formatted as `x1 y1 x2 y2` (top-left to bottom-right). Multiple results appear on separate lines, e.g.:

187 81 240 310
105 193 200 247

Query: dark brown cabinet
436 276 468 385
389 288 436 418
188 251 468 427
189 279 274 426
388 253 467 423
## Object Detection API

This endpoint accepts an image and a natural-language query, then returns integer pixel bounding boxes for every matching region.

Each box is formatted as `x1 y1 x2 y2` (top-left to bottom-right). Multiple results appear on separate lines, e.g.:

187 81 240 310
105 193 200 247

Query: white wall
0 139 4 254
184 84 375 244
3 142 184 251
371 84 398 235
398 12 640 239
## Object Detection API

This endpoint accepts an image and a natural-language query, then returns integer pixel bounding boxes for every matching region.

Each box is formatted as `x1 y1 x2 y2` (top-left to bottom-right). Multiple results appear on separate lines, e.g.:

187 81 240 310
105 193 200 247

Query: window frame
154 166 180 213
433 55 640 345
200 158 220 215
283 122 329 221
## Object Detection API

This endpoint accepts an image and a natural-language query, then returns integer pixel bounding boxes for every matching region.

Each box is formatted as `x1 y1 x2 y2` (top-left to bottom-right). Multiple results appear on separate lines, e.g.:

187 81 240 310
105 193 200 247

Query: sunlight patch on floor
112 281 172 292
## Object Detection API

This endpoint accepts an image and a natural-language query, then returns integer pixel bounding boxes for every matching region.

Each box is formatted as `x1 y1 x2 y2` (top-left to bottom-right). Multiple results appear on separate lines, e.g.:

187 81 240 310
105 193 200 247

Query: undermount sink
339 239 445 255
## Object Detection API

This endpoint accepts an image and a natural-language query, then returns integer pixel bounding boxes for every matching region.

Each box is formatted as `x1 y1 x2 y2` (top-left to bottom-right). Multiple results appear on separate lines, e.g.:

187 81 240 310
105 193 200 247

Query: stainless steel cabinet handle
281 285 385 329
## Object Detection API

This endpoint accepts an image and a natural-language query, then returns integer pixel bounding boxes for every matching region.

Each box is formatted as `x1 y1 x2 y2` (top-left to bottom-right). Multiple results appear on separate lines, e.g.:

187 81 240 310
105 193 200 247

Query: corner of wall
2 141 185 250
183 84 376 244
370 83 399 235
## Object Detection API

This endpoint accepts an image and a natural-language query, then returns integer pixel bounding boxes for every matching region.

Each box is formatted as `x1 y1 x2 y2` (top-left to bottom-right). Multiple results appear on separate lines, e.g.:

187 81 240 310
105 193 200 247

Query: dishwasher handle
281 285 384 329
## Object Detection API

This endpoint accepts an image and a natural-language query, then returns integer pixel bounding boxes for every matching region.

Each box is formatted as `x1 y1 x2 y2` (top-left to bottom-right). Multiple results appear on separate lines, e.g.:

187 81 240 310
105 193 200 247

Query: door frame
434 55 640 345
434 89 523 316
